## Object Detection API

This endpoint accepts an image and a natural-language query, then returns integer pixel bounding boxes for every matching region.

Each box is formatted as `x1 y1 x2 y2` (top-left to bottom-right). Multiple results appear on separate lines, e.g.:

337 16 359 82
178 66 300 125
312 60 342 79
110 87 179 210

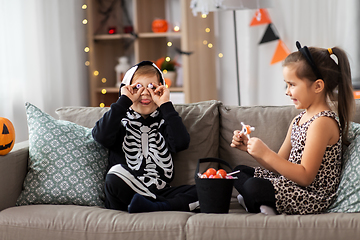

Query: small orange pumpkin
152 19 168 33
164 78 172 88
0 117 15 155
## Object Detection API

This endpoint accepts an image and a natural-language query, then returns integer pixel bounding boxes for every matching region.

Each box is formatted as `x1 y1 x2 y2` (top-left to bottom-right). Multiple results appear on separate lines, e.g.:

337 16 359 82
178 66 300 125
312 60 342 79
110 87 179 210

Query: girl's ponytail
332 47 354 145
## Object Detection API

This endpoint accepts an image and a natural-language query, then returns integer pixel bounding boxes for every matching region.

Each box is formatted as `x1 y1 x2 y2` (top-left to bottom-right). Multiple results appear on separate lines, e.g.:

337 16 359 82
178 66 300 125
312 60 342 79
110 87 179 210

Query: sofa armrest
0 141 29 211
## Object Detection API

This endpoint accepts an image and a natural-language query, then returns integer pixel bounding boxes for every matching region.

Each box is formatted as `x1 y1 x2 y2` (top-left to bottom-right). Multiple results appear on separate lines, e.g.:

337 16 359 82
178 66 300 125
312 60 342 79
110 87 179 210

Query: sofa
2 100 360 240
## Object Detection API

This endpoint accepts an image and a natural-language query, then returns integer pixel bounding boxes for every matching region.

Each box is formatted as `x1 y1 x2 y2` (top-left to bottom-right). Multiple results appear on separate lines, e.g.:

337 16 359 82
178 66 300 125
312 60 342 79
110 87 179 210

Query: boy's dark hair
131 64 162 84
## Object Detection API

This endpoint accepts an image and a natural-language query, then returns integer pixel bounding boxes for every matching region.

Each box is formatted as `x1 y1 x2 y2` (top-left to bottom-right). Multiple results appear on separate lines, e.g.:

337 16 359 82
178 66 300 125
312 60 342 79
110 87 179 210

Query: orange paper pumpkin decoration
164 78 172 88
0 117 15 155
152 19 168 33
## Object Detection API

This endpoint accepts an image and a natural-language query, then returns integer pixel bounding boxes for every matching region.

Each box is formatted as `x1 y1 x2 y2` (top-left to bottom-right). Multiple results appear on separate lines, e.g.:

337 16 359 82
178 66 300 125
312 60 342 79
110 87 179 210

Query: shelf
138 32 182 38
93 34 135 40
93 32 181 41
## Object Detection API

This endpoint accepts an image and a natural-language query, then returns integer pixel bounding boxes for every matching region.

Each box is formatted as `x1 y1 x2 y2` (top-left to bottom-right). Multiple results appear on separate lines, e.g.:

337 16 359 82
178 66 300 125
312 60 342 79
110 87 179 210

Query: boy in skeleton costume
92 61 198 213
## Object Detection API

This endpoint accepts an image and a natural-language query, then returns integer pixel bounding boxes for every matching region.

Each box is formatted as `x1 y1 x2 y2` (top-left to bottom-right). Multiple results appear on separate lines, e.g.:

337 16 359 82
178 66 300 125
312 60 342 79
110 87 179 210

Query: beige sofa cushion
56 100 221 186
0 205 193 240
55 106 110 128
170 100 221 186
219 104 301 168
185 211 360 240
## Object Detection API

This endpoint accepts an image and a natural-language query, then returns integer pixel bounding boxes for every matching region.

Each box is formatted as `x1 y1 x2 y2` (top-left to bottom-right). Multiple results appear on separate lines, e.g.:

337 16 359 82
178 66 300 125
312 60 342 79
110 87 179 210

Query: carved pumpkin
0 117 15 155
152 19 168 33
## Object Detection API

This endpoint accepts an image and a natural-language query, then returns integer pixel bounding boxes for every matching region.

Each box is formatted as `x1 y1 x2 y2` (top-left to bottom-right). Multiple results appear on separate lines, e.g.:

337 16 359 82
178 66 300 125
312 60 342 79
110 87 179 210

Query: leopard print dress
254 110 342 215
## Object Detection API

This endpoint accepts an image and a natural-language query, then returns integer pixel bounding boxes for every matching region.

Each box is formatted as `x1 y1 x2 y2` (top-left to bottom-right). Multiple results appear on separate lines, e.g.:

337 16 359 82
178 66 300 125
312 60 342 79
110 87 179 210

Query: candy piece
241 122 255 138
147 83 154 89
200 174 208 178
213 174 223 179
226 175 234 179
136 83 143 89
205 168 216 177
227 170 240 176
216 169 227 178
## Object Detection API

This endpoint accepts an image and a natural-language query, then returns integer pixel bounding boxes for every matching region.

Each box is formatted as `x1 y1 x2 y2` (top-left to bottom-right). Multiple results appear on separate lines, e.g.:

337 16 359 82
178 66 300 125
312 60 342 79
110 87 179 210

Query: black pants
233 165 277 213
105 173 198 212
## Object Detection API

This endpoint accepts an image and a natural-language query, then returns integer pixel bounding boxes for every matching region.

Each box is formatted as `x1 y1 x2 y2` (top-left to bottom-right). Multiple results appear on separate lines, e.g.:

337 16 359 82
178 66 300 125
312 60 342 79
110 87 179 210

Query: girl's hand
230 130 248 152
121 83 144 103
247 137 270 159
149 83 170 106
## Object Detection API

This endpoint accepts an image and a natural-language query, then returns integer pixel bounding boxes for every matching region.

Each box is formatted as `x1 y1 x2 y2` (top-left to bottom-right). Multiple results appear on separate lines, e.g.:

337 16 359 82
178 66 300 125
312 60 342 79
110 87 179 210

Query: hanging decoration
271 40 290 64
259 23 279 44
249 9 271 26
250 9 290 65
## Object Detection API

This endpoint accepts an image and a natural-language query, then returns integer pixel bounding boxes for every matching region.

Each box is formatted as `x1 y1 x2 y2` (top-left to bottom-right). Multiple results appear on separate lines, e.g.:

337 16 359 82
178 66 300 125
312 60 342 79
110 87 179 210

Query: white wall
214 0 360 106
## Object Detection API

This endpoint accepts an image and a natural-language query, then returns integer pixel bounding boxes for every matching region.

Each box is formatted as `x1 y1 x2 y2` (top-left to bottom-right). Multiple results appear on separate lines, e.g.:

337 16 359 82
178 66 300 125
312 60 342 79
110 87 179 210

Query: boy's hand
120 83 144 103
230 130 248 152
148 83 170 107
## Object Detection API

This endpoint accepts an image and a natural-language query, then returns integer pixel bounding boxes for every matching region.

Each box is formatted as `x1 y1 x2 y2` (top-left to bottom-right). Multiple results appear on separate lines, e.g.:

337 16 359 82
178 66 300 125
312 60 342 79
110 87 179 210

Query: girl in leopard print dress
231 41 354 215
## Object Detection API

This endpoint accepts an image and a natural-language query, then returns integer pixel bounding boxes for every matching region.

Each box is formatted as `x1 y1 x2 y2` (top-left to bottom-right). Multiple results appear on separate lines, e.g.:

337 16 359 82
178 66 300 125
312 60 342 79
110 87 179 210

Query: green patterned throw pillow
16 103 108 207
327 122 360 212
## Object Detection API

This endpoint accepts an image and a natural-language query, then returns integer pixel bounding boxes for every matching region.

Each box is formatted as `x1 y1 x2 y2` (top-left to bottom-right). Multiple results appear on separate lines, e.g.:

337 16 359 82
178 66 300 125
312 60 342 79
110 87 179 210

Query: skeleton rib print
121 110 173 190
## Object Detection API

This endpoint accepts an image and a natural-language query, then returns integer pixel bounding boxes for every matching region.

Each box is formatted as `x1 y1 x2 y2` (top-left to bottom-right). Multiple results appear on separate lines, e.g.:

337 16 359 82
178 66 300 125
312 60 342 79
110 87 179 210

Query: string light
163 69 168 74
218 53 224 58
81 2 215 108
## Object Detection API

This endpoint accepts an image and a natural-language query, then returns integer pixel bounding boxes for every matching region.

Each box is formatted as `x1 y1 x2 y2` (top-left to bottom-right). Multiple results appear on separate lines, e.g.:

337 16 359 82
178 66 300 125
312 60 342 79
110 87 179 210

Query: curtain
215 0 360 106
0 0 88 142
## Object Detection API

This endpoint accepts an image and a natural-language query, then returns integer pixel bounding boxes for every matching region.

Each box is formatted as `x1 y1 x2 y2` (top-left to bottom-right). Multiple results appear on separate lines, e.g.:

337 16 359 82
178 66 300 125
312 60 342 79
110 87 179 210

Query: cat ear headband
296 41 323 80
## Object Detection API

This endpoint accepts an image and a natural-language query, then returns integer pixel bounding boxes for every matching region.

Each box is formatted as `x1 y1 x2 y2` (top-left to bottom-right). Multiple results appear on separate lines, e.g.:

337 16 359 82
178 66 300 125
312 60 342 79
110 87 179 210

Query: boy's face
131 74 160 118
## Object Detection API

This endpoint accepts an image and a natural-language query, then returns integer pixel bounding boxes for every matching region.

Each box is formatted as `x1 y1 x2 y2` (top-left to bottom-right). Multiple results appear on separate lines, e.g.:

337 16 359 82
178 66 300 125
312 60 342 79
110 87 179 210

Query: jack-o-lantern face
0 117 15 155
152 19 168 33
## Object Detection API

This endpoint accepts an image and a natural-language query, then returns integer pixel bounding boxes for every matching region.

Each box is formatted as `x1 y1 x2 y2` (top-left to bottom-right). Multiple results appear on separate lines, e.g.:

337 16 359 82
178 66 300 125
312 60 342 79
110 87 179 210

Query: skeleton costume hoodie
92 61 190 192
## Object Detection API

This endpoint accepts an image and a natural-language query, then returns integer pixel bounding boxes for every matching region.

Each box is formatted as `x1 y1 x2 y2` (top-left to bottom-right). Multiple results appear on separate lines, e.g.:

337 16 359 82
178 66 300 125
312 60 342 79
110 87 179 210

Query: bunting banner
259 23 279 44
250 9 272 26
250 9 290 64
271 40 291 65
